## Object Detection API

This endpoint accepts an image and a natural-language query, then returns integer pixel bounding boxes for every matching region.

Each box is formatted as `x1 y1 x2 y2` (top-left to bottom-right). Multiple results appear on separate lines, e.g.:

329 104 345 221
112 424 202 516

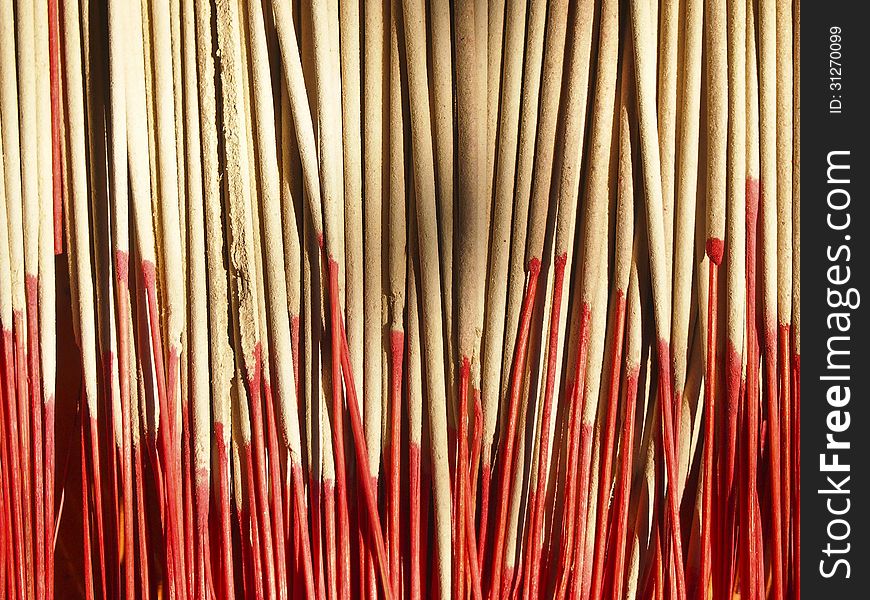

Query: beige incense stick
628 0 687 596
657 0 679 284
454 2 485 595
386 1 405 589
194 0 235 596
792 4 801 591
181 0 208 594
0 108 25 600
775 2 794 569
587 34 637 598
271 0 324 240
60 0 99 548
524 0 570 264
793 4 801 363
247 0 307 499
525 0 597 592
485 0 504 218
406 188 424 600
16 3 44 593
339 0 365 436
725 0 747 496
311 0 346 281
244 1 292 588
280 84 302 330
480 0 526 479
106 2 135 596
670 0 703 462
561 2 617 587
0 0 26 398
495 0 546 431
428 0 454 419
387 0 406 339
401 0 453 594
759 0 785 596
215 1 278 597
776 0 793 331
361 0 386 493
151 0 186 388
171 0 188 283
453 0 484 365
700 3 728 591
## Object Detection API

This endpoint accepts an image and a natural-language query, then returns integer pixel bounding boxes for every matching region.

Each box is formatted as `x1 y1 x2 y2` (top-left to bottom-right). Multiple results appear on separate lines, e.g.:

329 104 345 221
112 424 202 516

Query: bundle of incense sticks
0 0 800 599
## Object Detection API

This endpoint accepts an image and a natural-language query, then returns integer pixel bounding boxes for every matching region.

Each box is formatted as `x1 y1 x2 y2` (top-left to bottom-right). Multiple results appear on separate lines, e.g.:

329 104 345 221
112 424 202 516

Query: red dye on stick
389 330 404 598
778 323 792 579
456 357 471 600
791 352 800 600
654 340 687 600
700 255 720 597
323 478 338 600
408 442 421 600
334 289 392 600
291 461 316 599
325 258 351 600
213 424 235 600
487 258 541 600
26 276 46 600
608 367 639 600
263 379 290 600
590 291 627 599
2 330 25 600
81 414 95 600
525 253 568 599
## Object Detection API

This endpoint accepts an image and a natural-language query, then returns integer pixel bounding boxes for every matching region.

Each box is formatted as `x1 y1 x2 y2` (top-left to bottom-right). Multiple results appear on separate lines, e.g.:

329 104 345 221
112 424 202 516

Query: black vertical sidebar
801 1 870 597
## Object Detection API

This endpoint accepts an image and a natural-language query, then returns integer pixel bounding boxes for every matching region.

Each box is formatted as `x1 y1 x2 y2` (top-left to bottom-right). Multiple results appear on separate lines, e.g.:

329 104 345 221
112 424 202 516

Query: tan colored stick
428 0 455 426
16 3 45 593
271 0 324 240
151 0 186 391
490 0 547 466
670 0 703 478
194 0 235 596
401 0 453 594
215 1 278 597
657 0 678 286
759 0 785 596
628 0 687 596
